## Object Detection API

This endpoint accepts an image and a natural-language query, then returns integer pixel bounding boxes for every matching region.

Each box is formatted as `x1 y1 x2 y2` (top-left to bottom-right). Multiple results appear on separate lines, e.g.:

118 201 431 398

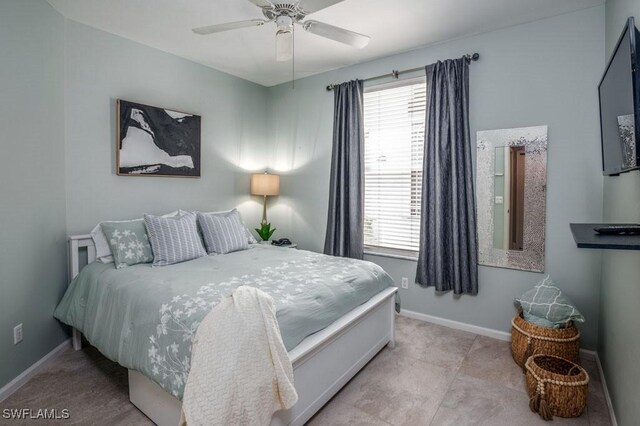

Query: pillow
90 224 115 263
197 209 249 254
193 209 257 244
515 276 585 328
100 220 153 269
90 210 181 263
144 212 206 266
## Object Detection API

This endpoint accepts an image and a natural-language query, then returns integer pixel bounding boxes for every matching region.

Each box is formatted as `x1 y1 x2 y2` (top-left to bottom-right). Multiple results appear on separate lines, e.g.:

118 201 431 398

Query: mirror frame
476 126 548 272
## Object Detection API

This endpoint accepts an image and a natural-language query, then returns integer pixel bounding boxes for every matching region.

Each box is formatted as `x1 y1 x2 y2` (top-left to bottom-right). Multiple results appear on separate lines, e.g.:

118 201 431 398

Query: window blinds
363 78 426 252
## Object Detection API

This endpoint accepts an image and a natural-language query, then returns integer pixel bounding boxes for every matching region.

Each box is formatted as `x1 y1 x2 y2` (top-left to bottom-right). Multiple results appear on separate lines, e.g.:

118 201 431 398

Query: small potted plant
255 223 276 243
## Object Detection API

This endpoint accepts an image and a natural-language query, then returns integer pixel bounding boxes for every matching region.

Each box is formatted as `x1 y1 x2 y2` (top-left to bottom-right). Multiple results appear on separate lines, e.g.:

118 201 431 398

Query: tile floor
1 316 611 425
309 317 611 426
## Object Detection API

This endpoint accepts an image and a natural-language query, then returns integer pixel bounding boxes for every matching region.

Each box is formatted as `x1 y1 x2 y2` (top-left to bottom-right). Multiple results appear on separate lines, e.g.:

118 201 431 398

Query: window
364 78 426 253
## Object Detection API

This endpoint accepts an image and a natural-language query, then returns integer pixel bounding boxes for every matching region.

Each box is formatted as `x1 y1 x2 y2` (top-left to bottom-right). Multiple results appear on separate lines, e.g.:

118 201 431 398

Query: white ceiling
46 0 603 87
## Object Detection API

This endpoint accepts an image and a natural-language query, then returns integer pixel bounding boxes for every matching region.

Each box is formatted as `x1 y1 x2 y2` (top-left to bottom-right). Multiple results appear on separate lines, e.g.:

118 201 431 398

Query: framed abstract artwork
116 99 201 177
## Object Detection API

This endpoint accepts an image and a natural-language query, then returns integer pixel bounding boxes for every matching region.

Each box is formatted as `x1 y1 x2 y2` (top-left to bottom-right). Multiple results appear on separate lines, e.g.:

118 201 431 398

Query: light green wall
267 6 605 348
0 0 68 388
599 1 640 424
64 20 269 234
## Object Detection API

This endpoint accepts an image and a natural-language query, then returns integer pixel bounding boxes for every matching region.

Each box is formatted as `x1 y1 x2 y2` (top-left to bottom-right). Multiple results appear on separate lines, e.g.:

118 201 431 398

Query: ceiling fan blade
276 30 293 62
247 0 273 7
303 20 370 48
192 19 266 35
298 0 345 14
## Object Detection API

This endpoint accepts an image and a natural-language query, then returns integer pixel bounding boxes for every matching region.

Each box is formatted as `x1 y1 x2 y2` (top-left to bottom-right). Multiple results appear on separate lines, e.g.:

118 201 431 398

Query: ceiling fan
192 0 370 62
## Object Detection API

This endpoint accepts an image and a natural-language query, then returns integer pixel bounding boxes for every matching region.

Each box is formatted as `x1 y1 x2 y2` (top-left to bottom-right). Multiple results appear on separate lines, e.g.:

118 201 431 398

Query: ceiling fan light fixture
276 29 293 61
275 15 294 30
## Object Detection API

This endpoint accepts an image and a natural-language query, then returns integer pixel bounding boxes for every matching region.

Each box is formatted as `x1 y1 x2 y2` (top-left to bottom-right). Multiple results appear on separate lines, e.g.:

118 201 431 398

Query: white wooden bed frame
68 234 397 426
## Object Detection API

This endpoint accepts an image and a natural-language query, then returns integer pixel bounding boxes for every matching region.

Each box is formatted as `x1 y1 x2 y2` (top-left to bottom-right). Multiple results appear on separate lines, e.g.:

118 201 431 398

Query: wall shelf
570 223 640 250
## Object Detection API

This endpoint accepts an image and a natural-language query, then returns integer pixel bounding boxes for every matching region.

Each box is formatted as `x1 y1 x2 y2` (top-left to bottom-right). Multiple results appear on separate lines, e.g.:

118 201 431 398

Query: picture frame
116 99 201 178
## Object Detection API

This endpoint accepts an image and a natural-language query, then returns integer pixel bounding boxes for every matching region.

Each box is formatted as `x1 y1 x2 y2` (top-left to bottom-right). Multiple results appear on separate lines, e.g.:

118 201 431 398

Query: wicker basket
525 354 589 420
511 313 580 371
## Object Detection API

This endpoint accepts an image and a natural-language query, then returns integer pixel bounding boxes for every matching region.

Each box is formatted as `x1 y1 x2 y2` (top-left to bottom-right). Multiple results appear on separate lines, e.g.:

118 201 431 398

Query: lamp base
262 195 268 225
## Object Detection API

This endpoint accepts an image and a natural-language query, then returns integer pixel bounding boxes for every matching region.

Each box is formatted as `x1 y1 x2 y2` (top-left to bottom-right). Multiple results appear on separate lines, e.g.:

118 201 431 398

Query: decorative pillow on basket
515 276 585 328
100 220 153 269
197 209 249 254
144 212 207 266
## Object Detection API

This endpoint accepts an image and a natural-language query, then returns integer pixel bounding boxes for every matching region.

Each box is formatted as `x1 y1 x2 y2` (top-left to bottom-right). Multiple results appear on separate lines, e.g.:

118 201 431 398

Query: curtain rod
326 52 479 91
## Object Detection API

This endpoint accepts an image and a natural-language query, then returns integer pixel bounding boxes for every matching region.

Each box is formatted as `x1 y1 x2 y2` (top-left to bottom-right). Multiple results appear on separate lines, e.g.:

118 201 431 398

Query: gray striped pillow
144 212 206 266
197 209 249 254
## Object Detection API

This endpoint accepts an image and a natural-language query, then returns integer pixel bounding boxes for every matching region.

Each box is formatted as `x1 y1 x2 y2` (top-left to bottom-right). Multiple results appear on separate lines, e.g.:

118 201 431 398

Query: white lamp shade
251 173 280 196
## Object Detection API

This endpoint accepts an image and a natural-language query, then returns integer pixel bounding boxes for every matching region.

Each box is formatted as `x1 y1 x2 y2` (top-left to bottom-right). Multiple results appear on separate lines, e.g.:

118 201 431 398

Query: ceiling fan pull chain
292 24 295 90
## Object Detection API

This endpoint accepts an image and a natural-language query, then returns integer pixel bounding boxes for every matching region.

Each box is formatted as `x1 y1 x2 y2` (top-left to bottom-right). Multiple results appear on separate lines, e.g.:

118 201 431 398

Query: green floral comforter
54 245 394 399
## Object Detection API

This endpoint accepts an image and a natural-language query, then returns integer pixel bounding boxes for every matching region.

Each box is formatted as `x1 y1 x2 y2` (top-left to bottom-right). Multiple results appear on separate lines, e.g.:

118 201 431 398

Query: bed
58 235 397 426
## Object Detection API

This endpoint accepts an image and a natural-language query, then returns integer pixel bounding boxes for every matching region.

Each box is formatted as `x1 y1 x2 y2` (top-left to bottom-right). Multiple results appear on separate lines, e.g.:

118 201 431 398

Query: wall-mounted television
598 17 640 176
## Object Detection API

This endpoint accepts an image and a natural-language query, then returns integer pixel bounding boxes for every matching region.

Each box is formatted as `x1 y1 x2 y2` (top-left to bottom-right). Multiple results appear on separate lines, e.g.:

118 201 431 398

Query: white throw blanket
181 286 298 426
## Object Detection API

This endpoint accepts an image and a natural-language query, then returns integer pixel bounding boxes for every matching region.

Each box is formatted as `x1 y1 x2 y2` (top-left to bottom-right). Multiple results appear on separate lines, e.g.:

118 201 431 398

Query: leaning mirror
476 126 548 272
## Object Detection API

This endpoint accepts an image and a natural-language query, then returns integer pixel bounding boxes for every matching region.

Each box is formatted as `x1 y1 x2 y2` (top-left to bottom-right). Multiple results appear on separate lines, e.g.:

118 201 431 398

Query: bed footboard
129 287 398 426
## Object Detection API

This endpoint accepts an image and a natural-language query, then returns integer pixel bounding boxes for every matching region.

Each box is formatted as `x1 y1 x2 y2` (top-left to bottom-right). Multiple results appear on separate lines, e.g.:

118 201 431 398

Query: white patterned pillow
197 209 249 254
515 276 585 328
100 220 153 269
144 212 206 266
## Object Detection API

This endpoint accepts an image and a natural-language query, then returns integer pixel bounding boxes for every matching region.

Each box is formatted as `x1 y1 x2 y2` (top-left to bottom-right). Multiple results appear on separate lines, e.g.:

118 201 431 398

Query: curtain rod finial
466 53 480 62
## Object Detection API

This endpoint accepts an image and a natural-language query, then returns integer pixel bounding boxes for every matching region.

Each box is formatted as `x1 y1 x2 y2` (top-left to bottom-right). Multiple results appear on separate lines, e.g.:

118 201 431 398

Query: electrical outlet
401 277 409 289
495 196 504 204
13 323 23 345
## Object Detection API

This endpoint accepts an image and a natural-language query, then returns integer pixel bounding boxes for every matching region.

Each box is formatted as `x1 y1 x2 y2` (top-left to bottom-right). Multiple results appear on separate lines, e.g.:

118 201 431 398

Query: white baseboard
594 352 618 426
0 339 70 403
399 309 511 341
399 309 615 422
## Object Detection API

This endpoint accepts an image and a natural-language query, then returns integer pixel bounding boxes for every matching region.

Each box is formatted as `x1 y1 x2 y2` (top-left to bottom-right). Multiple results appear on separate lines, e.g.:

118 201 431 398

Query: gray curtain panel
324 80 364 259
415 58 479 295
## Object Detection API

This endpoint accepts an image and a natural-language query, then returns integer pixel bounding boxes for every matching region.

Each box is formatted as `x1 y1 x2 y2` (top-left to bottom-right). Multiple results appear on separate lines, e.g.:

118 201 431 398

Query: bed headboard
68 234 96 282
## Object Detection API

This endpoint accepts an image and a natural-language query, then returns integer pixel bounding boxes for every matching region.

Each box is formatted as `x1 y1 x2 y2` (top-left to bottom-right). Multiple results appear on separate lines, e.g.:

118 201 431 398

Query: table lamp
251 172 280 225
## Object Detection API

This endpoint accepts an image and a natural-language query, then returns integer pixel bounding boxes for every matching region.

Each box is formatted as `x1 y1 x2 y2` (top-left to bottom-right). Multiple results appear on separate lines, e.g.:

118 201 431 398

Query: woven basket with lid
525 354 589 420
